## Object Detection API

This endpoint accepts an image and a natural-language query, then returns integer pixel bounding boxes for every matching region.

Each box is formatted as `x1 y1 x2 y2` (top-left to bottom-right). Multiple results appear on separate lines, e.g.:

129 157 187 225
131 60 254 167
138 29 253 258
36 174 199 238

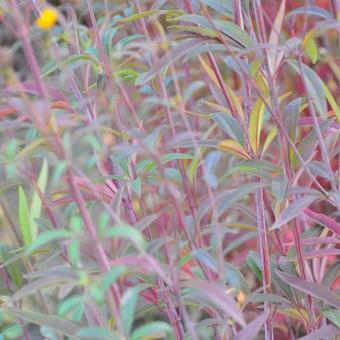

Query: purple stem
252 0 317 331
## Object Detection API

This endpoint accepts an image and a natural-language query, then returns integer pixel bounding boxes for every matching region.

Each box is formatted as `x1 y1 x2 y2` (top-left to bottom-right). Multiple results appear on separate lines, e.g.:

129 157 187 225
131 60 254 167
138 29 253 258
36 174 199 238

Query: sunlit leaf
18 186 32 246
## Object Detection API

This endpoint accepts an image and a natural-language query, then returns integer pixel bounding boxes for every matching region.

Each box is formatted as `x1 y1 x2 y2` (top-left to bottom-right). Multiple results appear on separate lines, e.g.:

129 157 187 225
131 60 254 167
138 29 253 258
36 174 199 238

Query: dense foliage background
0 0 339 339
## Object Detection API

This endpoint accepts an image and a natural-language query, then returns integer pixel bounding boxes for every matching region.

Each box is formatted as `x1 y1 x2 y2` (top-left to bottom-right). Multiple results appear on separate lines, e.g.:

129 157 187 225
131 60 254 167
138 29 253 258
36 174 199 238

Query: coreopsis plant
0 0 339 339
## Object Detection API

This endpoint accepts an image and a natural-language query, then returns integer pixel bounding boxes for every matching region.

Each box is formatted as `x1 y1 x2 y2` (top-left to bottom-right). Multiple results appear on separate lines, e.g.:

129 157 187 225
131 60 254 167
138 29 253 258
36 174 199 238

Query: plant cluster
0 0 339 339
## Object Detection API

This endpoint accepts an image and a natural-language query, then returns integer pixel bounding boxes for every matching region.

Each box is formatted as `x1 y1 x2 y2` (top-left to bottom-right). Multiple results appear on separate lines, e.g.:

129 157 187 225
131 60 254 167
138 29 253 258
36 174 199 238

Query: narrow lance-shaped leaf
198 56 244 120
116 9 184 24
131 322 172 340
276 270 340 309
288 60 327 117
268 0 286 75
30 158 48 241
249 98 265 155
121 284 150 336
1 307 82 338
105 225 146 251
298 325 340 340
42 54 100 77
237 310 270 340
136 38 206 85
323 83 340 122
172 15 252 48
285 5 333 20
18 185 32 246
303 208 340 236
184 280 246 326
26 229 70 254
200 0 233 16
262 127 277 156
321 308 340 328
218 139 250 160
303 36 318 64
270 195 318 231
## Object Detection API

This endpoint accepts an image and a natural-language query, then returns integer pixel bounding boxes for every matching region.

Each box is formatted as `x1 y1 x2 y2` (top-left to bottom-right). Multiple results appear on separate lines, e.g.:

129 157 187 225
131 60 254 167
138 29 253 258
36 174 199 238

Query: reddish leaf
304 209 340 236
276 270 340 309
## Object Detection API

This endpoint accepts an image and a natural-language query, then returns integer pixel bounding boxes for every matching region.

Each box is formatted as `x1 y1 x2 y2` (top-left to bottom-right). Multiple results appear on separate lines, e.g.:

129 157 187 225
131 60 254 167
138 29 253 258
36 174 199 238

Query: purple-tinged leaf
270 195 318 231
237 310 270 340
298 324 340 340
136 38 206 85
285 6 333 20
183 280 245 326
284 237 340 247
304 208 340 236
1 306 82 338
276 270 340 309
288 60 327 117
246 293 290 305
303 248 340 260
13 275 79 301
322 261 340 288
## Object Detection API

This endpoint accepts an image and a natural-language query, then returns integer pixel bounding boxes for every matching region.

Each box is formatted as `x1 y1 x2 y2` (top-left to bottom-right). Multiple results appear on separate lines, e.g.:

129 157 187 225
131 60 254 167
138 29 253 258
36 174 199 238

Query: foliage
0 0 339 339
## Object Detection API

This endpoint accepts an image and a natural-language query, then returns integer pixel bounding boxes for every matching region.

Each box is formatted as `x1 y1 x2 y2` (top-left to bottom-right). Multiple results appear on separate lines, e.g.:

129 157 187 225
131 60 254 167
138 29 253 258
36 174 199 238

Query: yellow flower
35 8 58 30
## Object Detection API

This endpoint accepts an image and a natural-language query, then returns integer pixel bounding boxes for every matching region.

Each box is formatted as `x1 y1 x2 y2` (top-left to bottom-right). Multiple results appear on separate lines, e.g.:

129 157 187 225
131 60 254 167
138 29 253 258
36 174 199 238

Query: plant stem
232 1 273 337
252 0 317 331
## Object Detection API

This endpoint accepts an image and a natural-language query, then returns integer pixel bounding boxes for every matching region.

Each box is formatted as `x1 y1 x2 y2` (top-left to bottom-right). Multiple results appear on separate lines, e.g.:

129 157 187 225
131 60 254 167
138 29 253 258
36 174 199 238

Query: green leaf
42 54 100 77
77 327 119 339
173 15 252 48
249 98 265 155
105 225 146 251
58 296 84 319
262 127 277 156
223 160 278 180
30 158 48 241
218 139 250 159
116 10 184 24
322 261 340 288
131 177 142 196
18 186 32 246
5 139 17 161
131 321 172 340
26 229 70 254
161 153 195 163
0 244 23 289
323 83 340 122
246 253 263 282
103 266 127 291
200 0 233 16
1 323 23 340
15 138 46 161
321 308 340 328
121 284 150 336
303 37 318 64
